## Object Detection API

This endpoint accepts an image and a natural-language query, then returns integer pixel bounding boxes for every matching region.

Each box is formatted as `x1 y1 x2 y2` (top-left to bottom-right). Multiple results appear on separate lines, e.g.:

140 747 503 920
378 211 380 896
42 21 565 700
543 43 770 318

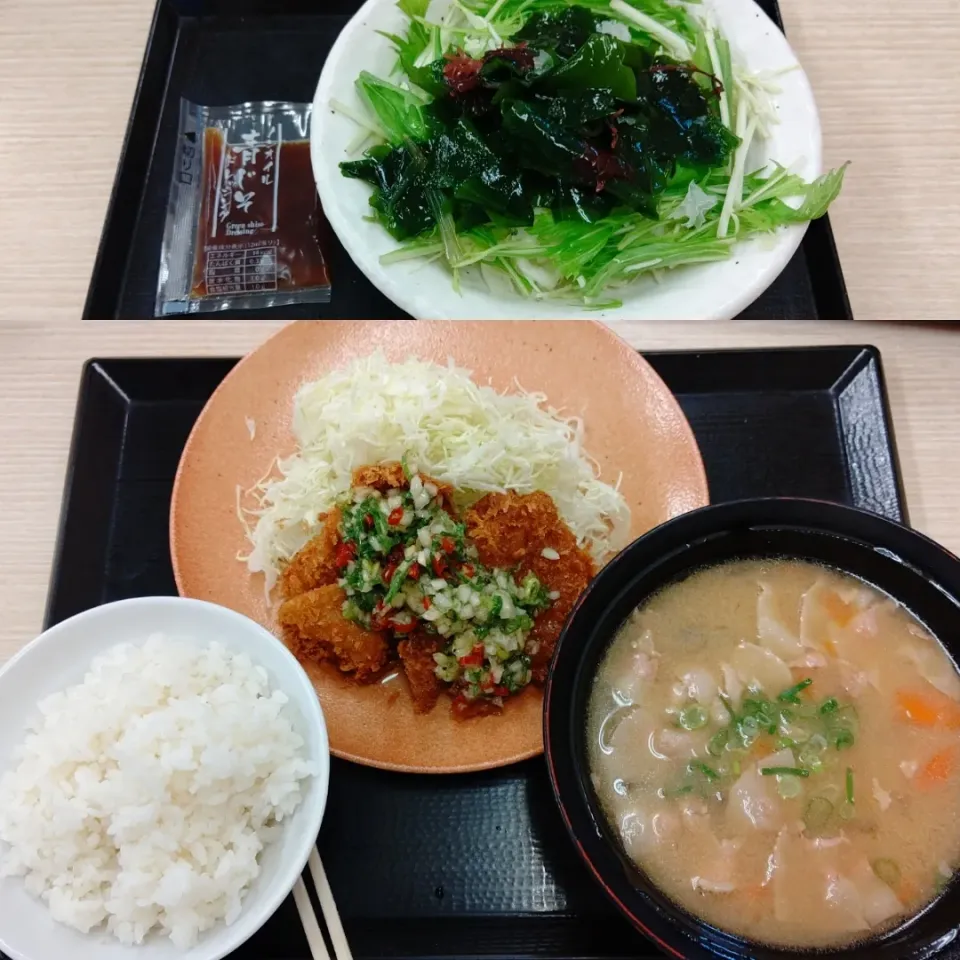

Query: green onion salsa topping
335 472 554 705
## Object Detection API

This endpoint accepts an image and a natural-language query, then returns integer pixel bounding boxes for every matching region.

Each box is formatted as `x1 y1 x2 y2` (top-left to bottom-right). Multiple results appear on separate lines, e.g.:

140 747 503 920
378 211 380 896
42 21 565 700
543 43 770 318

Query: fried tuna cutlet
465 491 595 682
278 584 389 682
351 462 454 509
464 490 559 568
351 461 408 491
279 507 342 600
450 689 502 720
522 542 594 682
397 633 444 714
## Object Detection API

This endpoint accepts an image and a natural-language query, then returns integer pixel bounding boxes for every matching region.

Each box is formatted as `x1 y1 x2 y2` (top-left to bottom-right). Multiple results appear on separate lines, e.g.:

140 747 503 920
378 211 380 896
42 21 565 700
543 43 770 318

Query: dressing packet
157 99 331 315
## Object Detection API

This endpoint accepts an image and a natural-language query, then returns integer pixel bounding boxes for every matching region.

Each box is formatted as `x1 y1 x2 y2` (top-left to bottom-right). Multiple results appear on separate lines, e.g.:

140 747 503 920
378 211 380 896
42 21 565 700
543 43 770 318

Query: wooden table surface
0 0 958 662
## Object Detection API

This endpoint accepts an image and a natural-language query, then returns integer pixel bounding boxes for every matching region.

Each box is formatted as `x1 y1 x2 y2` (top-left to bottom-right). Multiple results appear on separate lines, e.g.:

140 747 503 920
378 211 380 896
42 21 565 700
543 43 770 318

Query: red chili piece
432 554 448 577
408 563 421 580
382 561 398 584
459 644 485 667
387 507 404 526
440 536 456 554
370 602 389 630
334 541 356 568
363 513 374 529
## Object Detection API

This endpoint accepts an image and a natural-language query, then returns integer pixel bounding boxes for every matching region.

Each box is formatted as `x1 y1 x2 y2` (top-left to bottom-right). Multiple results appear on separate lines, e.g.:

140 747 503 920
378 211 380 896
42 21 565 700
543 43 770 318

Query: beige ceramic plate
171 321 708 773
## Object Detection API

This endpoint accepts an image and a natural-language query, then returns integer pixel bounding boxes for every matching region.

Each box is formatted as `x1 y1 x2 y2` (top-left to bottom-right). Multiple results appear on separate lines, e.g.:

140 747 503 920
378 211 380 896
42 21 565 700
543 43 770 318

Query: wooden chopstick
292 876 331 960
307 849 353 960
291 851 352 960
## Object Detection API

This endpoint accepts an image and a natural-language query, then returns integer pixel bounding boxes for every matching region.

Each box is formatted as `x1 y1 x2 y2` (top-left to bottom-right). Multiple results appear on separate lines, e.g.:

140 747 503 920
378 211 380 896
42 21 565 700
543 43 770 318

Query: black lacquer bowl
544 499 960 960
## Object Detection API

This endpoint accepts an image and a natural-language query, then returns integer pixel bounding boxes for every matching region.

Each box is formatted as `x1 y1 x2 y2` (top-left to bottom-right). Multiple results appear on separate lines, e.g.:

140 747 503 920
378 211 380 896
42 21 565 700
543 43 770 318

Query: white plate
0 597 329 960
311 0 822 322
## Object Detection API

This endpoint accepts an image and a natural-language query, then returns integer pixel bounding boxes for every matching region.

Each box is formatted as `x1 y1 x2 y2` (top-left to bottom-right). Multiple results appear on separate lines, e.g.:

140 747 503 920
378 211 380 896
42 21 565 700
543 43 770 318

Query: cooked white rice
0 633 317 948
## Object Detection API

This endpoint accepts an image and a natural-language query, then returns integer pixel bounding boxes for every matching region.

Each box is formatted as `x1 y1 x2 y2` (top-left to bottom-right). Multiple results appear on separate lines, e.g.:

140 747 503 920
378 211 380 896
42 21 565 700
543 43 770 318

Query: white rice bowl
0 597 329 960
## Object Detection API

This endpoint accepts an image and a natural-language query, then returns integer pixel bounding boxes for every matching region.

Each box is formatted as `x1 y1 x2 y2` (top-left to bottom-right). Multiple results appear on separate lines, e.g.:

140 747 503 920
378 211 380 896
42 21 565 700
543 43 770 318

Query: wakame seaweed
340 6 735 237
338 0 847 305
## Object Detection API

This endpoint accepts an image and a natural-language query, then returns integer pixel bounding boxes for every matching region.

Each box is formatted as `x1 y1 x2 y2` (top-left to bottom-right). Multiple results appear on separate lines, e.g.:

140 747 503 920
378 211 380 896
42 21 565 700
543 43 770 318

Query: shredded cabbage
241 351 631 590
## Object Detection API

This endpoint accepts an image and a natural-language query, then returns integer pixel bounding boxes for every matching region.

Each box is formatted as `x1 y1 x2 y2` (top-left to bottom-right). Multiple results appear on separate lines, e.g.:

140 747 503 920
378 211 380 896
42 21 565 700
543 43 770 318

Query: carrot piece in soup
897 690 941 726
822 590 855 627
898 877 922 903
741 883 771 921
752 734 776 758
918 747 957 786
942 702 960 728
896 689 960 728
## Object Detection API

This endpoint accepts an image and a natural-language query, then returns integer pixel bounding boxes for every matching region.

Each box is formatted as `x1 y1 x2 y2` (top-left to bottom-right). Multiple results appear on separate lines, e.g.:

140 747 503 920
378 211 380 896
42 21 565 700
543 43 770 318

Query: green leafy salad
334 0 848 308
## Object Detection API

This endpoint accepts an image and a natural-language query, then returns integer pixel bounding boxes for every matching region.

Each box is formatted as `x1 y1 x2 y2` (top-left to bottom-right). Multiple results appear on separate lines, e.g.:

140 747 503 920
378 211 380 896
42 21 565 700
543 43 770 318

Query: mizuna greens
337 0 847 307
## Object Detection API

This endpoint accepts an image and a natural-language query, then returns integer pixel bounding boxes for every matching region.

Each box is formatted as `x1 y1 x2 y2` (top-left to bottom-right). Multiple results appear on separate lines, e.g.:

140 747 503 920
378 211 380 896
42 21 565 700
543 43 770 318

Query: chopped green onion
797 744 824 773
743 697 779 732
707 728 729 757
688 760 720 782
820 697 839 714
804 796 834 830
778 678 813 703
737 715 761 747
678 705 709 731
740 715 760 735
846 767 855 805
761 766 809 778
872 859 901 888
383 558 413 602
777 776 803 799
834 728 856 751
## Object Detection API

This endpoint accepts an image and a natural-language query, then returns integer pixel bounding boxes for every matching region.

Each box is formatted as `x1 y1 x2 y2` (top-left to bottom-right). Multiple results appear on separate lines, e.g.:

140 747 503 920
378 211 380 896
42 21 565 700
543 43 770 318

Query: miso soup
587 560 960 948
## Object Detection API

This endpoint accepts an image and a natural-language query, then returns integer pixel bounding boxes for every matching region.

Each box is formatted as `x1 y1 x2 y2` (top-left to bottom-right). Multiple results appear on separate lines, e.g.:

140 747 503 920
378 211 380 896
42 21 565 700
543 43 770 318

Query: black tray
83 0 853 322
35 344 901 960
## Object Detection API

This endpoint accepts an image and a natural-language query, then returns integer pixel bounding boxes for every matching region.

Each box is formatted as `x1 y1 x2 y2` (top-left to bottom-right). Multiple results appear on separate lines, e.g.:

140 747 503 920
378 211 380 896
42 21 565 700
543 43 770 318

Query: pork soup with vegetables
588 560 960 948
